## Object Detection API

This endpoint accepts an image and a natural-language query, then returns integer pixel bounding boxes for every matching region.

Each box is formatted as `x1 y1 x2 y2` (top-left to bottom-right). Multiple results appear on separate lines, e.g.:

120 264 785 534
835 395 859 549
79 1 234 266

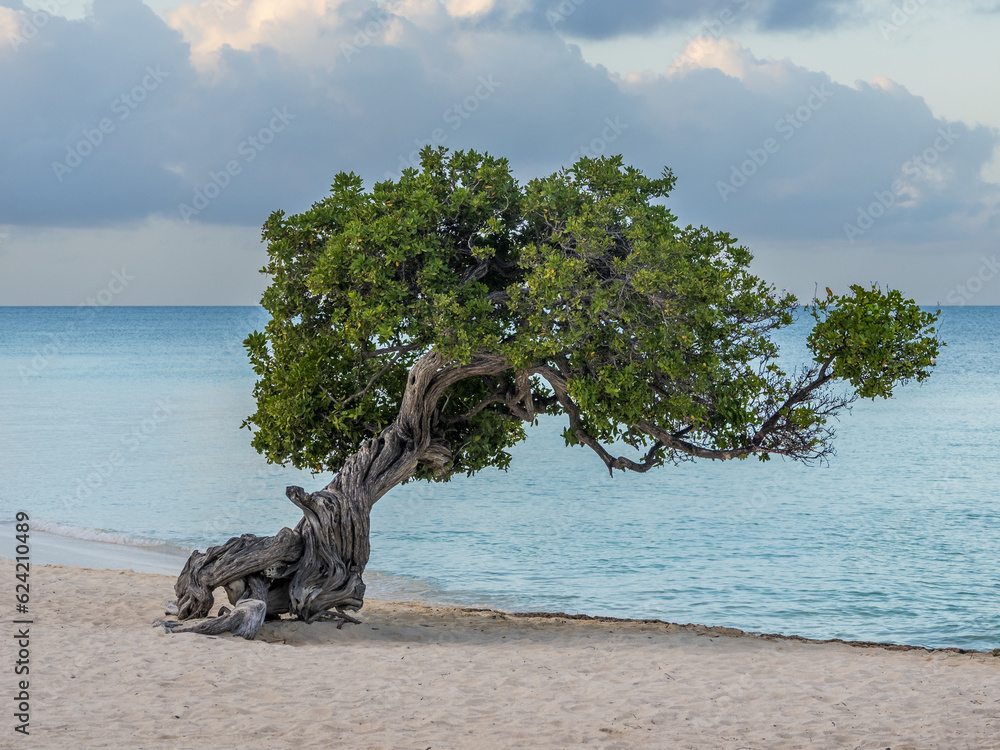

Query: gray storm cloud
0 0 995 248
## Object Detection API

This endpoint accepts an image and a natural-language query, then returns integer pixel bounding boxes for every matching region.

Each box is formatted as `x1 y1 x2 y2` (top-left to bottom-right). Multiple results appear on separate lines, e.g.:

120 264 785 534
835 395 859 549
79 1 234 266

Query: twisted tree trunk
157 352 506 639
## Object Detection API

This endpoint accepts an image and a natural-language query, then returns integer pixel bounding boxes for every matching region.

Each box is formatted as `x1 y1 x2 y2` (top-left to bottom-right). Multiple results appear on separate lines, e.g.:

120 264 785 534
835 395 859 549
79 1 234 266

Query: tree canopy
244 148 940 484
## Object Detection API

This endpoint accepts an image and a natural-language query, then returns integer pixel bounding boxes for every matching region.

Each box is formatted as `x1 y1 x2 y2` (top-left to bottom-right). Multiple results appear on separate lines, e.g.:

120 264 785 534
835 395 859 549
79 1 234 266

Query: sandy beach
3 559 997 749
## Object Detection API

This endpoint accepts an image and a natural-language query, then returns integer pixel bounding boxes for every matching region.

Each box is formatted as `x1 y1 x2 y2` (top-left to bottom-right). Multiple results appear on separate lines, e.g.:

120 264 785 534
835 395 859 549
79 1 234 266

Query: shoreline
5 527 995 655
13 560 1000 749
463 607 998 656
7 528 994 656
1 524 192 576
0 524 494 609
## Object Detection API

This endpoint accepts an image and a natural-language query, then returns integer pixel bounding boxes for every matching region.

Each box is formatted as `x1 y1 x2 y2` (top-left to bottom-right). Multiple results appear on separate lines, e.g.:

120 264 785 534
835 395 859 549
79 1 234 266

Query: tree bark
157 351 508 639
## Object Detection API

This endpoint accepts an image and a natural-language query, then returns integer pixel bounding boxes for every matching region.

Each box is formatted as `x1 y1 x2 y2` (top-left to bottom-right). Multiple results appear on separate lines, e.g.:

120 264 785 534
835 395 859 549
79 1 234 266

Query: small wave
18 519 192 555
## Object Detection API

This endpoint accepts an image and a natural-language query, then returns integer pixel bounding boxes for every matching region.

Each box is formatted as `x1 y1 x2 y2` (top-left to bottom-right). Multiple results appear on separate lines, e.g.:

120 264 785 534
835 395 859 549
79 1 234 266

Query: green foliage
807 285 940 400
243 147 941 480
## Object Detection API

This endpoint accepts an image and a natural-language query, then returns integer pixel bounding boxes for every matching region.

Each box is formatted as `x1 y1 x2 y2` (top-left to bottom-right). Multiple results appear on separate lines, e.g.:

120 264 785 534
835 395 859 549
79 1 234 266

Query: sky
1 0 999 305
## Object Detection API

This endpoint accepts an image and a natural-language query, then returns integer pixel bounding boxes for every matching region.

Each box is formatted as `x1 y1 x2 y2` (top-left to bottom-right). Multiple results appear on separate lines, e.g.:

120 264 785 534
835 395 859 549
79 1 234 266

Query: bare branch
460 260 491 285
362 343 423 358
750 363 835 447
340 349 406 408
443 393 506 424
441 370 554 426
531 365 665 475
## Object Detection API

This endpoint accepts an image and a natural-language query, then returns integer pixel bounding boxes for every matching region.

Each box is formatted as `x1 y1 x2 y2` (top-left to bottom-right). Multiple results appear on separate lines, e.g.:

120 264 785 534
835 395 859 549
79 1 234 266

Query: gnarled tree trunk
156 351 506 639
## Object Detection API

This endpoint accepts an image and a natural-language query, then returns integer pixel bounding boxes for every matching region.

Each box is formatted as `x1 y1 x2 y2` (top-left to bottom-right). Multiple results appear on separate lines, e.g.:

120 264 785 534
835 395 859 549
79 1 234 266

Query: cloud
753 0 852 31
166 0 388 71
450 0 869 39
0 5 23 38
0 0 194 223
621 37 999 244
445 0 534 21
0 0 995 255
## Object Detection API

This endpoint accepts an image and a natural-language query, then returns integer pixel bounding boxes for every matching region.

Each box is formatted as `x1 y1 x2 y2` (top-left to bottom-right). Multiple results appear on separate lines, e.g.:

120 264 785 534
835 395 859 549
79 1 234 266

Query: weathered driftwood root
155 576 270 639
157 485 371 640
157 353 487 641
285 485 368 622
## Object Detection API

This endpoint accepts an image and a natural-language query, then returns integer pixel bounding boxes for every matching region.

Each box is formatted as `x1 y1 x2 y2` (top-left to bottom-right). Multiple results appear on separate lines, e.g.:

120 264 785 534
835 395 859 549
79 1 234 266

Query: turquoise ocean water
1 306 997 650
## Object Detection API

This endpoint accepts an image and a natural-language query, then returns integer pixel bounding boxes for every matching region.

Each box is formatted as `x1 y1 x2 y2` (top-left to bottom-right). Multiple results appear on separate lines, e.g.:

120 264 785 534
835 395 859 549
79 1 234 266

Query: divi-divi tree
158 149 940 639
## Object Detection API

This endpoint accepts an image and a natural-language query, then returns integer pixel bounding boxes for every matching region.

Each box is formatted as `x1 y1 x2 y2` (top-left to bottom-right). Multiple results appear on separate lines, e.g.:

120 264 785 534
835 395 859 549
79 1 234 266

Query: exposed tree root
157 487 373 639
158 353 511 640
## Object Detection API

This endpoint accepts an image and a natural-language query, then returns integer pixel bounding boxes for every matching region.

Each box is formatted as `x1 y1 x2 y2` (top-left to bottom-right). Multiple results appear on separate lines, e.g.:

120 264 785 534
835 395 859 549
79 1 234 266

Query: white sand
9 560 1000 749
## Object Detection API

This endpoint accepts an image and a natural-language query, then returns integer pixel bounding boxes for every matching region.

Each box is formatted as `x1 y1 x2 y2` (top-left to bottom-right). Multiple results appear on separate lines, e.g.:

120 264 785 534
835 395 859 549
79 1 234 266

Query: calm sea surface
1 306 998 650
